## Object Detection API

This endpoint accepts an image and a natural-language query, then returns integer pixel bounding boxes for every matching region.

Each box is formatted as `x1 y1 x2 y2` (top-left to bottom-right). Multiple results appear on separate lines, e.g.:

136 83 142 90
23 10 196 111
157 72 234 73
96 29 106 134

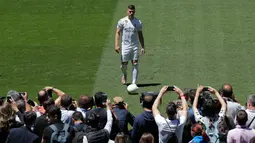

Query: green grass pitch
1 0 255 115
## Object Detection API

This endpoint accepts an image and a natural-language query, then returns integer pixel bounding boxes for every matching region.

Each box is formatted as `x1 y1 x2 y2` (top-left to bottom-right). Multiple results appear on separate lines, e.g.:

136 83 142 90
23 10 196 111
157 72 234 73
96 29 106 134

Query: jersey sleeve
136 20 142 31
117 19 123 30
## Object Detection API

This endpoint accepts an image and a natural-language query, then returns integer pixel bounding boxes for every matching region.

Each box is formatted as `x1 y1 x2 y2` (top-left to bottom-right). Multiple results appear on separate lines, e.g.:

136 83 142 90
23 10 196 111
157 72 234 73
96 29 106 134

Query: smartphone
7 97 12 103
19 92 25 96
167 86 175 91
27 99 35 107
202 87 209 91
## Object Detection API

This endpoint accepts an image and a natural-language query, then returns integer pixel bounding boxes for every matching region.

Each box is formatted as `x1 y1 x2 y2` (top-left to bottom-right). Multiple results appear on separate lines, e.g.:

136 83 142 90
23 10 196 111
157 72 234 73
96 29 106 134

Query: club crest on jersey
124 20 128 24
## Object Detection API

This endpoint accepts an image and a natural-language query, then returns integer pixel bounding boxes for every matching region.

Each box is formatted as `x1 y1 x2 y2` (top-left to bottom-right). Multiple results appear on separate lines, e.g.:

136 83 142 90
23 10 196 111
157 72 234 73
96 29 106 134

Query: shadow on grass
126 83 161 87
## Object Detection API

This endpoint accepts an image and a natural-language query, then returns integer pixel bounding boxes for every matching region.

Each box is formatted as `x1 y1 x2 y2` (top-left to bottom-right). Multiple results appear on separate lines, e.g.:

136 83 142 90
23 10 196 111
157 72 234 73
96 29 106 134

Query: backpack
167 132 178 143
49 124 70 143
72 128 110 143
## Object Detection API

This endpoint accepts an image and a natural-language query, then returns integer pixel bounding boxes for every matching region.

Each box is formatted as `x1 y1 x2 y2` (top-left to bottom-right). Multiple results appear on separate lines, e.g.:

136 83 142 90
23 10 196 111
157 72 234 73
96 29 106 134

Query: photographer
111 96 135 137
34 86 65 117
152 86 188 143
131 92 159 143
193 85 227 143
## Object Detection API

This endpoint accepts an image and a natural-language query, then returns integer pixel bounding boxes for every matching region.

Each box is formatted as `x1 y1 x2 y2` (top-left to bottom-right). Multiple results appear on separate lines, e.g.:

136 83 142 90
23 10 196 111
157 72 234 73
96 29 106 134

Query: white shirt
83 109 113 143
155 114 187 143
76 107 86 118
117 16 142 50
61 109 74 124
246 109 255 129
194 109 226 143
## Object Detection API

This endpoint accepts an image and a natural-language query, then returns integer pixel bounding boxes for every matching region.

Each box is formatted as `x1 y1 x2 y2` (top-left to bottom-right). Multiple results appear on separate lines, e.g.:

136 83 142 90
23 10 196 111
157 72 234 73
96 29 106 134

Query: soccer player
115 4 145 85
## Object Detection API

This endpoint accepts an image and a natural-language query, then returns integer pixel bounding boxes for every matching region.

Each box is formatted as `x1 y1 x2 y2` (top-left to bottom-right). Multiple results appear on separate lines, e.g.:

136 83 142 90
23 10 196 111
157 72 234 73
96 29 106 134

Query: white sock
120 64 127 76
132 63 138 84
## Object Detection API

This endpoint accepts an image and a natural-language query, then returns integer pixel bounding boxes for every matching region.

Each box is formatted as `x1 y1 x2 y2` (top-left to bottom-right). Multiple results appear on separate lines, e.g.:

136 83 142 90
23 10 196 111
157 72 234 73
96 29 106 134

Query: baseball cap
7 90 22 101
113 96 125 105
94 92 108 106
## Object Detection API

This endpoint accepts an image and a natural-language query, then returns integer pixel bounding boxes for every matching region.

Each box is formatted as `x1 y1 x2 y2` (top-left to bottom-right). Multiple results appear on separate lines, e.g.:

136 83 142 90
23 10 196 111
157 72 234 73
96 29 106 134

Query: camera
19 92 25 96
167 86 175 91
202 87 209 92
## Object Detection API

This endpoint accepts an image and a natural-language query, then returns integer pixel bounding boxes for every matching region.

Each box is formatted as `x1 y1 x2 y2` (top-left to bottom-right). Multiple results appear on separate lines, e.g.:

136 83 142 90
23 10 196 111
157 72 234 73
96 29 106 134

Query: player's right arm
115 19 123 53
115 28 121 53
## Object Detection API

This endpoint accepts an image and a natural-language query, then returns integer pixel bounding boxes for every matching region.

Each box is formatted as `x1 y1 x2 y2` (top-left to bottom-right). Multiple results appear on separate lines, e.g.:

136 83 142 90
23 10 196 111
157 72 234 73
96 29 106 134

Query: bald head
142 95 156 109
220 84 233 98
37 90 49 105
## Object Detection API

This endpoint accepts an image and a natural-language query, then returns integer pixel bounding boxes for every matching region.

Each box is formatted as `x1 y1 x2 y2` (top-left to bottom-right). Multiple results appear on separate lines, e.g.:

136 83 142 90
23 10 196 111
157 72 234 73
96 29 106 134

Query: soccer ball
127 84 139 93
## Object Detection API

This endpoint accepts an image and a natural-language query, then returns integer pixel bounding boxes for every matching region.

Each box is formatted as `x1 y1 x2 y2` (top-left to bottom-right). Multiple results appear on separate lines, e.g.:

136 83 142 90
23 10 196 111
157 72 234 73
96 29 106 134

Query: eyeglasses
129 11 135 13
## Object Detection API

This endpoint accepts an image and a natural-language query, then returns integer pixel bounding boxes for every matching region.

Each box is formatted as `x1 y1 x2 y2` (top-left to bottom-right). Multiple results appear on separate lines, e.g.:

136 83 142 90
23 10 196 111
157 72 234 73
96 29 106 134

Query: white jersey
117 16 142 50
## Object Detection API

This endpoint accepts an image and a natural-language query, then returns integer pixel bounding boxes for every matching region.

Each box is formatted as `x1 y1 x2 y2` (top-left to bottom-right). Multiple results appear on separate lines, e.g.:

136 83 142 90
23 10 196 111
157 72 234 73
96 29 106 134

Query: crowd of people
0 84 255 143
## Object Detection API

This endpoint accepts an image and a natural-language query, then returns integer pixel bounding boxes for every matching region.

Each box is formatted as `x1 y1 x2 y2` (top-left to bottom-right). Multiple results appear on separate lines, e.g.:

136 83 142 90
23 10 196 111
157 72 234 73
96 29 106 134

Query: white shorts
121 48 138 62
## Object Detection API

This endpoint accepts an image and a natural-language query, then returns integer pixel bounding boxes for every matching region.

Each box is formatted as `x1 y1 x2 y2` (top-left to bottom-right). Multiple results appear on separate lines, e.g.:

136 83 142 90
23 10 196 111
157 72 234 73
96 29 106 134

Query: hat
94 92 108 105
113 96 125 105
7 90 22 101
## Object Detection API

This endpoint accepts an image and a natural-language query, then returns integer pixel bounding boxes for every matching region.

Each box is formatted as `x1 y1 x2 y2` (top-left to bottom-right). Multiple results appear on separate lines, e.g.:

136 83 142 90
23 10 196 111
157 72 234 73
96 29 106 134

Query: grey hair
247 94 255 107
16 99 26 113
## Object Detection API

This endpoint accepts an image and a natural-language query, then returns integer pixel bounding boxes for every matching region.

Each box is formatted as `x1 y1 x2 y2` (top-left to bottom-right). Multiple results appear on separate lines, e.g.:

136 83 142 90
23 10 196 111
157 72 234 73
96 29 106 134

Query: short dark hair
166 102 177 120
128 5 135 10
16 99 26 113
60 94 73 108
43 98 55 113
72 111 84 122
236 110 248 126
94 92 107 107
184 88 196 104
78 95 93 110
47 105 61 121
24 111 37 126
141 94 157 109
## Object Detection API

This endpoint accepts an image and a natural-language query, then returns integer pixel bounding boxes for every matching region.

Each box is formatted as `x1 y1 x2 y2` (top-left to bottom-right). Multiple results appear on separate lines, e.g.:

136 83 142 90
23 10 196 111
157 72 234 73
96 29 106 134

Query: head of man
127 5 135 19
113 96 126 109
43 98 55 113
72 111 84 124
16 99 26 113
236 110 248 126
78 95 93 110
7 90 22 101
166 102 177 120
140 92 158 110
24 111 37 127
47 105 61 124
219 84 233 99
93 92 108 108
247 94 255 110
60 94 73 110
37 90 50 105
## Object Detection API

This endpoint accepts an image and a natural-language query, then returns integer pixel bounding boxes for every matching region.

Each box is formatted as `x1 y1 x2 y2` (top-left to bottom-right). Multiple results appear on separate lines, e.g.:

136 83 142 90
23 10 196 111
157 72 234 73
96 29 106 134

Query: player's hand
115 46 120 53
141 48 145 55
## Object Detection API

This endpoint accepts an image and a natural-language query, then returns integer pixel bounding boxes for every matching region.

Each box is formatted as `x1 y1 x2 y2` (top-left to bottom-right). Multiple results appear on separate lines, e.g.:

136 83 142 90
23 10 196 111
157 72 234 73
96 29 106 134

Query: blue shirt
6 126 39 143
131 111 159 143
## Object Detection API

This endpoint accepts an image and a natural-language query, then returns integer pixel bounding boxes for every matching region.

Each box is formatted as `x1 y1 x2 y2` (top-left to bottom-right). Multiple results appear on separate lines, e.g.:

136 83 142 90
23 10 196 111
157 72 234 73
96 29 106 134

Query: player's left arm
138 31 144 49
137 20 145 50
